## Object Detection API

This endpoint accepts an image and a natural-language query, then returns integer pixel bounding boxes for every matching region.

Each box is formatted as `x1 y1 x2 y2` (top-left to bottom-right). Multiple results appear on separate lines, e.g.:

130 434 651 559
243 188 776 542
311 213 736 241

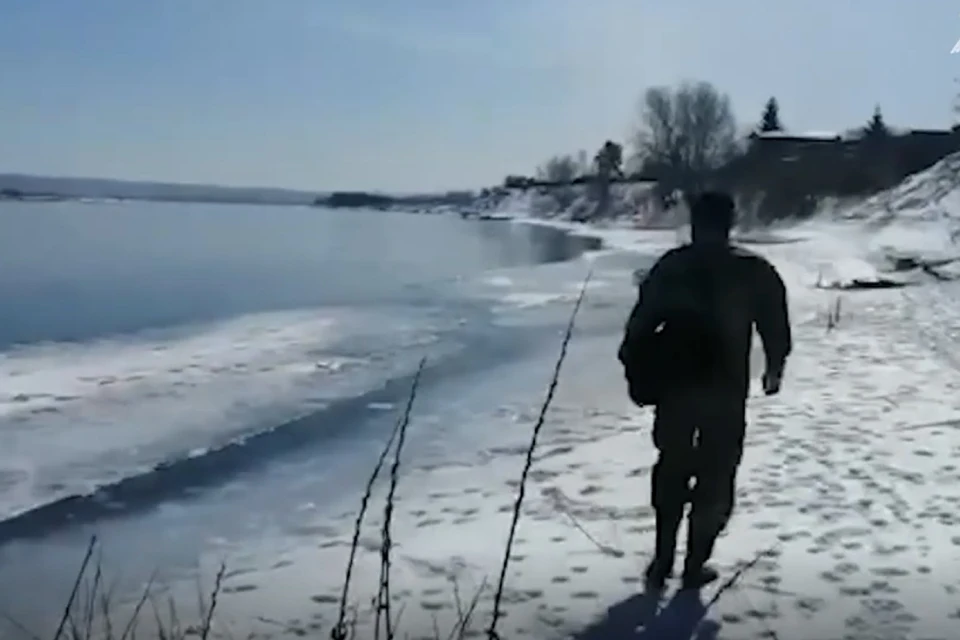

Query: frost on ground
119 210 960 640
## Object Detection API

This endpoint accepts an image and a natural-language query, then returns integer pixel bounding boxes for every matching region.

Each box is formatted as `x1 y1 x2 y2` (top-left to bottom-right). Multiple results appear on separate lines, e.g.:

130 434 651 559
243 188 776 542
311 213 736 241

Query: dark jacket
619 242 792 404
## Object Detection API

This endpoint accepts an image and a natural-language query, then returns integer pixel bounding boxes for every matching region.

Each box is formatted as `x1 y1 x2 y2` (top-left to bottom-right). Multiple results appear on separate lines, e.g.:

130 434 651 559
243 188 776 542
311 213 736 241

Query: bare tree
536 155 580 183
631 81 738 200
575 149 591 176
534 154 580 213
594 140 624 178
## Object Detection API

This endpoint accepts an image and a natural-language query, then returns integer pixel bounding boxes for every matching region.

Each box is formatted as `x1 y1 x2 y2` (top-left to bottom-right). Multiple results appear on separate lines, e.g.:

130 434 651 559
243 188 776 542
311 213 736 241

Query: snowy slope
757 153 960 291
834 151 960 271
838 152 960 225
478 183 668 227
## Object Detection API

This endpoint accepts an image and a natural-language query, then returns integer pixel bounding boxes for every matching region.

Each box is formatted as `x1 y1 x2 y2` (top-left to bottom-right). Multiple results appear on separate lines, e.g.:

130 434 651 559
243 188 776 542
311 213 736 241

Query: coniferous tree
759 97 783 132
863 104 889 139
861 104 895 192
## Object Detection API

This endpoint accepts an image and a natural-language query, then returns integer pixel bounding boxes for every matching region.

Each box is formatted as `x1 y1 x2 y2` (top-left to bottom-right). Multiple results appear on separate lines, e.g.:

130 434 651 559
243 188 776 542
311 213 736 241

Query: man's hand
762 369 783 395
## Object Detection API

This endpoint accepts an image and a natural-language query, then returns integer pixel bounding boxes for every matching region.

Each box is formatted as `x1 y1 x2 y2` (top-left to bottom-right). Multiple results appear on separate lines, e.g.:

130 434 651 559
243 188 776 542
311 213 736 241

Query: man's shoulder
657 243 708 265
650 243 780 279
646 245 694 279
728 244 778 271
656 243 766 266
726 244 786 293
728 243 764 261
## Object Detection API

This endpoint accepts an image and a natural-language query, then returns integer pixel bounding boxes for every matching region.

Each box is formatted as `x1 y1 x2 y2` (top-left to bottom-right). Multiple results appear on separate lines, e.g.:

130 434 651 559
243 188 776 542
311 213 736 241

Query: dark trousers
650 397 746 567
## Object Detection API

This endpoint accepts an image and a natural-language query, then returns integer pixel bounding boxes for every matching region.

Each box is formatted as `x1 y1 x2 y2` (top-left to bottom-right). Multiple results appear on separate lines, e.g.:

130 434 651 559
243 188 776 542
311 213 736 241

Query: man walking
618 191 792 590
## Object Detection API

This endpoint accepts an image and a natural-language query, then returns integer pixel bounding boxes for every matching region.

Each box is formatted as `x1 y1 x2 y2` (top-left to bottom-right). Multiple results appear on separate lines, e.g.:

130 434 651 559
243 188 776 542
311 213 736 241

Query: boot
681 564 719 590
681 510 721 590
644 507 683 589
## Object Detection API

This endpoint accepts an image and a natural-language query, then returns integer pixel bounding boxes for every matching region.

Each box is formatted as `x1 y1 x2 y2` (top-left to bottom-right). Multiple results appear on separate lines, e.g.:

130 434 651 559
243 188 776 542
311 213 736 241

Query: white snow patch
499 292 574 309
483 275 515 288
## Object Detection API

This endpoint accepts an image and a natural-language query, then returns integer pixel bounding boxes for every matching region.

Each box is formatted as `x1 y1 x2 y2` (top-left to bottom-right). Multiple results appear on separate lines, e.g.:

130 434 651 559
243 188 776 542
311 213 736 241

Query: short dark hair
690 191 735 235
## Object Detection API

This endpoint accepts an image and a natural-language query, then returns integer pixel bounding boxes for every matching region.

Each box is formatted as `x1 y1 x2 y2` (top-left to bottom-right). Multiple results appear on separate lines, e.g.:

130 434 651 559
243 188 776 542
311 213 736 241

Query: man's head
689 191 735 244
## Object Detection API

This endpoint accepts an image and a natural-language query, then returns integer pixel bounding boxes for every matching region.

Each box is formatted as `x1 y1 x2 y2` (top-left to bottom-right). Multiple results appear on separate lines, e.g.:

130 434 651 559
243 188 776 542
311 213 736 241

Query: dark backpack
618 321 670 407
619 250 726 406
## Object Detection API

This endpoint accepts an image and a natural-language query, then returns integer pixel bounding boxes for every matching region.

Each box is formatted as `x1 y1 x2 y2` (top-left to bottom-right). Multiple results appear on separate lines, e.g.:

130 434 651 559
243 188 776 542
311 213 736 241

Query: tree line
514 81 906 218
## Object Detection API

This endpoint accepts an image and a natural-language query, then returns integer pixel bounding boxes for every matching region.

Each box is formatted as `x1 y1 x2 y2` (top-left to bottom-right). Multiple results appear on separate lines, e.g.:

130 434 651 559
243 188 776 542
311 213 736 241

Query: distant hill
0 173 323 205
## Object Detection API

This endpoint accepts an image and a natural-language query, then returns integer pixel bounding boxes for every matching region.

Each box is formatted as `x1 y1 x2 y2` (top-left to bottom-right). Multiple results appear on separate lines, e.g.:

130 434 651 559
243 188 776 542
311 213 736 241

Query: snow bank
747 150 959 289
838 152 960 224
476 182 679 229
834 151 960 262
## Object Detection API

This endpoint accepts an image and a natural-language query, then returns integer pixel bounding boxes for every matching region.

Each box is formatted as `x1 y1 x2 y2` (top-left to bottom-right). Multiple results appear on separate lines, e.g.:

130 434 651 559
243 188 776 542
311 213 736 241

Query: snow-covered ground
39 157 960 639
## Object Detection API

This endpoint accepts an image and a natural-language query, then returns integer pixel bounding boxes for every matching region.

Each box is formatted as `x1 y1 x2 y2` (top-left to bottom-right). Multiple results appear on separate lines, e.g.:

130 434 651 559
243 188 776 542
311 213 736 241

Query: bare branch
198 563 227 640
332 360 418 640
377 358 427 640
119 570 158 640
486 269 592 639
53 535 98 640
632 81 738 196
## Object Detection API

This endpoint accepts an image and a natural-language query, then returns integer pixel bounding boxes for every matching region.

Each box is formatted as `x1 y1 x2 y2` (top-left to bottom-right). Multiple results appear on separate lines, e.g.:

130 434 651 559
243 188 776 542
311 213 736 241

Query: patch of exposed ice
0 307 438 519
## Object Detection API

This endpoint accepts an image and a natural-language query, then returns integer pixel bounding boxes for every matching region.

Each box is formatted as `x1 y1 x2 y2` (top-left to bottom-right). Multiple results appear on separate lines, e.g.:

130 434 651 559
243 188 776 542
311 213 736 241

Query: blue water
0 201 597 347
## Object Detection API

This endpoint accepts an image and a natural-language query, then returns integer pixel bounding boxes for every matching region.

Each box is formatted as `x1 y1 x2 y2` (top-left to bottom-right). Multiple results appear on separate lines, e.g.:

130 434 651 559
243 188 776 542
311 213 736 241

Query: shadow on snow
573 588 721 640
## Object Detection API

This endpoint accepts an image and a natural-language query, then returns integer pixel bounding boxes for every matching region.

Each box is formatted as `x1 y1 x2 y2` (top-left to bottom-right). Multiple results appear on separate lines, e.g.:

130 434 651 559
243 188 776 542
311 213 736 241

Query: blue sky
2 0 959 193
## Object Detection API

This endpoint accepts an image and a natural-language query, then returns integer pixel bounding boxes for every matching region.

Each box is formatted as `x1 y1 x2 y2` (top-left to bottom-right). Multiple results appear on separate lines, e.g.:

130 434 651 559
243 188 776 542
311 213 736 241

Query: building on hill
752 130 842 141
745 127 959 176
714 127 960 220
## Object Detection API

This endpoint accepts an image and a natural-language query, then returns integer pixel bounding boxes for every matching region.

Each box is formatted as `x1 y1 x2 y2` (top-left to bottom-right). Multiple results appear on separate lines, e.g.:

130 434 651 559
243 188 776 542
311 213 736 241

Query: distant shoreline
0 175 484 210
0 175 324 207
0 192 318 207
0 191 475 210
